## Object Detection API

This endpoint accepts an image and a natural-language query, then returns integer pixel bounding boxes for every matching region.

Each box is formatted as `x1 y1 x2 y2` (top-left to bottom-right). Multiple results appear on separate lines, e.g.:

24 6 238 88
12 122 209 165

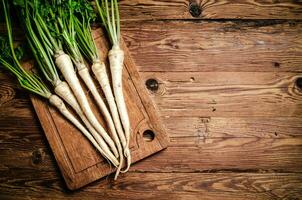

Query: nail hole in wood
273 62 280 68
189 2 201 18
143 130 155 142
146 79 159 92
296 77 302 90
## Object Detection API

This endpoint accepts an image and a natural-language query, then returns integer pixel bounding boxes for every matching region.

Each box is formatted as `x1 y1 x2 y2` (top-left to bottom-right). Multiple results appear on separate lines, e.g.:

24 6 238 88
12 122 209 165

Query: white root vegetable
92 60 128 178
95 0 133 173
72 6 127 177
108 45 131 172
56 0 126 175
54 80 118 165
54 51 119 158
49 94 119 166
77 62 125 178
77 64 121 143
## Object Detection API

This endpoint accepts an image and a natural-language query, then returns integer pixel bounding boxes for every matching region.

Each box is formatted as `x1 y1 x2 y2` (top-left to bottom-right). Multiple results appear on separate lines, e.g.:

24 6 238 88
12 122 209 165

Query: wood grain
140 72 302 117
122 20 302 72
2 137 302 173
163 116 302 138
2 71 302 134
118 0 302 20
1 0 302 198
131 137 302 173
0 173 301 200
1 64 301 177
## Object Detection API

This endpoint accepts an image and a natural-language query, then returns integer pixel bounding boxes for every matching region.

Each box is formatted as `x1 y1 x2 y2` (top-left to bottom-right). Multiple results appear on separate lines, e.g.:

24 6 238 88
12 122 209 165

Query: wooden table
1 1 302 199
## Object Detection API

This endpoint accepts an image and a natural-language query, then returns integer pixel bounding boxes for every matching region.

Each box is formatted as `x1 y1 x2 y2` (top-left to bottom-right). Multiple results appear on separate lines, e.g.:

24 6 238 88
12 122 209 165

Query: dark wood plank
2 135 302 173
140 72 302 117
139 71 302 117
0 172 301 200
122 20 302 72
1 115 302 141
142 72 299 86
163 116 302 138
131 137 302 173
0 71 34 118
119 0 302 20
2 0 302 22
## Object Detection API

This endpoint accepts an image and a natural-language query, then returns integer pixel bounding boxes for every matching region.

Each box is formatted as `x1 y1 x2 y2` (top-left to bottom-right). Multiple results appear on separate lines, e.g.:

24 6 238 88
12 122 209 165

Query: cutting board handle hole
143 130 155 142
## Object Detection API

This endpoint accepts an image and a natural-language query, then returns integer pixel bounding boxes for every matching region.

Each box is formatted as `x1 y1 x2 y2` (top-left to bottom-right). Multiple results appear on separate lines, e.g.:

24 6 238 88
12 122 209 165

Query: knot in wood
32 149 43 165
146 79 159 92
296 77 302 90
189 3 201 18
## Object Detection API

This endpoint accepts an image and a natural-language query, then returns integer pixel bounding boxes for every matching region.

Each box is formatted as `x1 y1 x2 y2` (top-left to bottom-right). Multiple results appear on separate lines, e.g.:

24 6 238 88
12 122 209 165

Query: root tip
121 154 131 173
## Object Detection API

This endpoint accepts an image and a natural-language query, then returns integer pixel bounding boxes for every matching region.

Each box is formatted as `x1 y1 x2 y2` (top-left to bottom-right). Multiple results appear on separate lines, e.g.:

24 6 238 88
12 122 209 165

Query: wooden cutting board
30 28 169 190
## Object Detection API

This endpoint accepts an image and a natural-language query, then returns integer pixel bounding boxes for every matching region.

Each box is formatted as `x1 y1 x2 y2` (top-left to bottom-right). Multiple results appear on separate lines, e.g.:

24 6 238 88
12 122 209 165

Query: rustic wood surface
119 0 302 20
1 0 302 199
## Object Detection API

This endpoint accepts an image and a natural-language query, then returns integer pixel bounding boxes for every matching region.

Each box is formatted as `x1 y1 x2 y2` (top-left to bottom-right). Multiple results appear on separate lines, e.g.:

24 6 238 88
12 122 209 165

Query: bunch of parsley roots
0 0 131 179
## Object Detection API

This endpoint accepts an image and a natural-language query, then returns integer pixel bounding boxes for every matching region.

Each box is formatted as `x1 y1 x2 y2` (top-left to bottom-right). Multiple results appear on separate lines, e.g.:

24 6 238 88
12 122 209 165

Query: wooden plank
3 1 301 21
119 0 302 20
142 72 299 86
139 72 302 117
131 137 302 173
122 20 302 72
0 172 301 200
0 72 34 118
163 116 302 138
1 115 301 141
0 115 301 146
1 136 302 173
